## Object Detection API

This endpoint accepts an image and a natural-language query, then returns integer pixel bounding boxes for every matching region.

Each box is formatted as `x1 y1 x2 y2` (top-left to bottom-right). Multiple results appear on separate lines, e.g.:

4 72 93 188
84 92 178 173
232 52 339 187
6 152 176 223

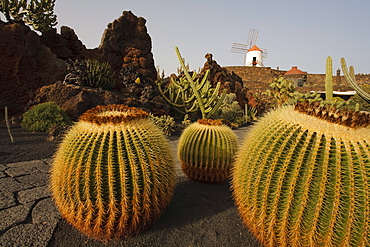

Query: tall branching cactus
232 101 370 246
178 119 238 183
50 104 176 241
341 58 370 104
0 0 57 32
156 47 227 119
325 56 334 100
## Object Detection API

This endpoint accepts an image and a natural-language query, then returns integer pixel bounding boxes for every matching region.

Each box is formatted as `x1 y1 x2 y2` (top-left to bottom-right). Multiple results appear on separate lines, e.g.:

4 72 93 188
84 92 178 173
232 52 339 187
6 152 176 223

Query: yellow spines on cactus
178 119 238 183
50 104 176 241
232 102 370 246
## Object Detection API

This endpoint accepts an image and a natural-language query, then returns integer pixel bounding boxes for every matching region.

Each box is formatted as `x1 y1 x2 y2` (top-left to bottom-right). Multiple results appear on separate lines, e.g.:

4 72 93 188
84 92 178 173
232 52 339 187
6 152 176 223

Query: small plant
232 101 370 246
0 0 57 32
5 106 14 143
20 102 72 132
148 113 175 136
156 47 227 119
178 119 238 183
244 103 258 123
50 104 176 241
181 114 192 127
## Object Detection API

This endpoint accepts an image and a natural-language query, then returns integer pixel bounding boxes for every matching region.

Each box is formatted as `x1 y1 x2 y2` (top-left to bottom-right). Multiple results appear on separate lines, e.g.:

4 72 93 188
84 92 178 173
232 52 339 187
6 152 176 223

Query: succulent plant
232 101 370 246
50 104 176 241
178 119 238 183
64 59 116 90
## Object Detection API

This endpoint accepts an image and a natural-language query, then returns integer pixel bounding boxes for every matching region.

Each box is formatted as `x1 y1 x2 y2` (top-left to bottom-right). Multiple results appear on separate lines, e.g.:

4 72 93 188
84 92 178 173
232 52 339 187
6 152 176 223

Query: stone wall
223 66 369 94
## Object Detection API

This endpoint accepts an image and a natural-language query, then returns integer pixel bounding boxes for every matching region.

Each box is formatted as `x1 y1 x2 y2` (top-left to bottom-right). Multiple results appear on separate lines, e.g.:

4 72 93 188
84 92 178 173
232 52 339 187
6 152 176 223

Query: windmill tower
231 29 267 67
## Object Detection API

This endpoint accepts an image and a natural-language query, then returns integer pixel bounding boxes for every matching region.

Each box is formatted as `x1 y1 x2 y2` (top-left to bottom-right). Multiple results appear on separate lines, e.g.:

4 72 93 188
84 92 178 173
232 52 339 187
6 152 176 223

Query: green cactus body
178 119 238 183
232 102 370 246
50 104 176 241
326 56 334 101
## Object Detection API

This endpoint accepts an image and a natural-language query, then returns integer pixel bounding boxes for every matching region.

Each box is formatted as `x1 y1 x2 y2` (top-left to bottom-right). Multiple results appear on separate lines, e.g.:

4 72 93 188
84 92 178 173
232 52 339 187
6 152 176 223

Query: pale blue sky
53 0 369 76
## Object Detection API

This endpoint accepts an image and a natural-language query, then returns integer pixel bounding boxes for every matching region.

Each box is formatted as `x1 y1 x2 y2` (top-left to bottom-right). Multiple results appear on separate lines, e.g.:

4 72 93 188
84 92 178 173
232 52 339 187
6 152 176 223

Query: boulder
0 21 66 117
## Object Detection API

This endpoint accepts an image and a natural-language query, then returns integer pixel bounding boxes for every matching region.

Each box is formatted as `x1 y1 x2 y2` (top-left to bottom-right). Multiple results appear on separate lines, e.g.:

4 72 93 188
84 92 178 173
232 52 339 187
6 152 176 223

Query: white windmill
231 29 267 67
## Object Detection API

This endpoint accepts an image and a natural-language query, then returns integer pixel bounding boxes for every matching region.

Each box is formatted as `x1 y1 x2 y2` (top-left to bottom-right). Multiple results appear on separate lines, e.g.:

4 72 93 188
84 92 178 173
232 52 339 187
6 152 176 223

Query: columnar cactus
50 104 176 241
341 58 370 104
178 119 238 183
232 101 370 246
325 56 333 100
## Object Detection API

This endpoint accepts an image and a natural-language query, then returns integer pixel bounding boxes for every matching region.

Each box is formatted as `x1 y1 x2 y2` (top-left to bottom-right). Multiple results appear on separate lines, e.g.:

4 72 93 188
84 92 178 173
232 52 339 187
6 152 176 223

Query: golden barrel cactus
50 104 176 241
178 119 238 183
232 102 370 246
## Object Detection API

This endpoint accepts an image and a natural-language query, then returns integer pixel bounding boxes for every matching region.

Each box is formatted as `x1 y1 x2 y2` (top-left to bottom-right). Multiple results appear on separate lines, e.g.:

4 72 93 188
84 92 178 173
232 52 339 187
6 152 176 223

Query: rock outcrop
84 10 157 89
40 26 85 59
0 21 66 117
1 10 163 119
34 82 170 121
199 53 247 107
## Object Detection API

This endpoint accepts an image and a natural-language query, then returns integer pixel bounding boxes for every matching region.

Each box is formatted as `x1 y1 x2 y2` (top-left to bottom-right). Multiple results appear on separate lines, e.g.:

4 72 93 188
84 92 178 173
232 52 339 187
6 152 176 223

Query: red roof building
284 66 305 75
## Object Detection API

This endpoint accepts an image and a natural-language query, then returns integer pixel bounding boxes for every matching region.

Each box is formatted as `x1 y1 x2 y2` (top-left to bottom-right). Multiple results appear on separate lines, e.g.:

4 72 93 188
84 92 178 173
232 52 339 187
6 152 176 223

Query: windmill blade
247 29 259 48
262 48 268 58
231 43 248 54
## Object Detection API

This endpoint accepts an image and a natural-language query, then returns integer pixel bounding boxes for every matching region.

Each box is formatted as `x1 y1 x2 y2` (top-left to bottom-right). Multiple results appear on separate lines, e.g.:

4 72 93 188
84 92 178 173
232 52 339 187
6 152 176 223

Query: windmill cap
248 45 262 52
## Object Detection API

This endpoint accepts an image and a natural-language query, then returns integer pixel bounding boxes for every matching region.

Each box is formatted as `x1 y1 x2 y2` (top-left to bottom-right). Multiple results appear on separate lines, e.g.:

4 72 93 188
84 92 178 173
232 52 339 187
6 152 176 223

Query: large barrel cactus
232 102 370 246
178 119 238 183
50 104 176 241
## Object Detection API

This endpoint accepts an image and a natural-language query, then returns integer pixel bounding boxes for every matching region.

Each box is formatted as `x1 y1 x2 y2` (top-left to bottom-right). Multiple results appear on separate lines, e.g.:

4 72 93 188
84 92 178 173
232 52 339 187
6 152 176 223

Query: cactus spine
341 58 370 104
232 102 370 246
178 119 238 183
50 104 176 241
325 56 333 100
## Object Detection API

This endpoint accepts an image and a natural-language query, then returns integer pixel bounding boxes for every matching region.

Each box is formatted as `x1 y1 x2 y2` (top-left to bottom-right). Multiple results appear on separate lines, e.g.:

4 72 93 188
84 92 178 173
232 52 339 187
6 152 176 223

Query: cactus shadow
153 176 235 230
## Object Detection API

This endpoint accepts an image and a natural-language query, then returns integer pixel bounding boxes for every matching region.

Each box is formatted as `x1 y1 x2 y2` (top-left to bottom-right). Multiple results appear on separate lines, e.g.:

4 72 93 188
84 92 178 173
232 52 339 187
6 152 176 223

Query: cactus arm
175 47 207 119
349 65 355 80
187 100 200 112
341 58 370 103
156 82 186 108
205 89 227 118
204 82 222 108
196 69 210 91
325 56 333 101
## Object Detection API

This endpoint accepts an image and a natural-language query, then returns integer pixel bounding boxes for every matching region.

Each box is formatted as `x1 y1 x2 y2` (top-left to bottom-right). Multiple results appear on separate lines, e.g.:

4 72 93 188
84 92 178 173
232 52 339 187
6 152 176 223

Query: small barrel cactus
178 119 238 183
232 101 370 246
50 104 176 241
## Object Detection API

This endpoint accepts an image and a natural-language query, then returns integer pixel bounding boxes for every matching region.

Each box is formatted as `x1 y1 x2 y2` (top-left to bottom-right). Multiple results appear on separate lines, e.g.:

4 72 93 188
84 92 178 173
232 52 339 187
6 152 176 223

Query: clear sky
52 0 369 76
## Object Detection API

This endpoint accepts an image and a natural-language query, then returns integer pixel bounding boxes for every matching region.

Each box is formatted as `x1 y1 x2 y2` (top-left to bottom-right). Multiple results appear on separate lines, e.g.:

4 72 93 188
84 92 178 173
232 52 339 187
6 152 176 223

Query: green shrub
212 93 245 126
21 102 72 132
